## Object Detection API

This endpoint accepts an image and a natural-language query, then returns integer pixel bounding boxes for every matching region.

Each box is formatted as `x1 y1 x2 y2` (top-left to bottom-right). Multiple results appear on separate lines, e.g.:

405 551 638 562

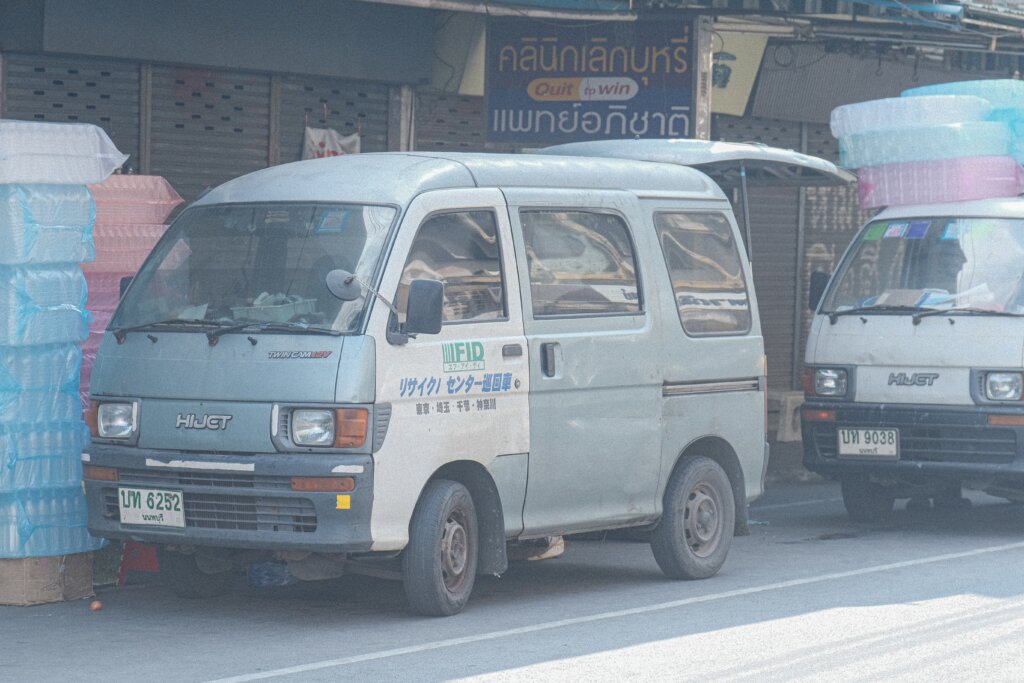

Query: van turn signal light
291 476 355 492
83 465 118 481
334 408 368 448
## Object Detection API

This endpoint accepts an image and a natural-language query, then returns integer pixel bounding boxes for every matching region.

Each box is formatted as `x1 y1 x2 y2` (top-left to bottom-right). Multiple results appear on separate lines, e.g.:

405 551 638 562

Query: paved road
4 480 1024 682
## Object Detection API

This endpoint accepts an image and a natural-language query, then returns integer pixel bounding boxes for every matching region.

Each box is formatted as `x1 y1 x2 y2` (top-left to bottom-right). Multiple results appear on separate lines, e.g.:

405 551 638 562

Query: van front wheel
651 456 735 580
402 480 479 616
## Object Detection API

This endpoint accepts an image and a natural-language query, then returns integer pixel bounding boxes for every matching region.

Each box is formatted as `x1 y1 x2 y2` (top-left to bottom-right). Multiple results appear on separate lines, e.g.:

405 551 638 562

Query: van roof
873 197 1024 220
192 151 725 208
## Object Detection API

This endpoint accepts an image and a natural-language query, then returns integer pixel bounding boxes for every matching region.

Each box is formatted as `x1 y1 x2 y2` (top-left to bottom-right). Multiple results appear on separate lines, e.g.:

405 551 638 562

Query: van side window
520 210 641 317
396 210 505 323
655 211 752 335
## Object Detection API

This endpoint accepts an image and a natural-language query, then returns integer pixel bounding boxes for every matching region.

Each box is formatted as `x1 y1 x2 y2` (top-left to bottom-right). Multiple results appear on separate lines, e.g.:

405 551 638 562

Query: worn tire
841 476 895 523
157 547 231 599
651 456 735 580
402 480 479 617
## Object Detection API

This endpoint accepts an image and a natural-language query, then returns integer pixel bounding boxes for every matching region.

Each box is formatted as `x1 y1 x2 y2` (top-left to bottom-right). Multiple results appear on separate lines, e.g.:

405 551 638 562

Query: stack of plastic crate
830 80 1024 208
0 120 125 599
80 176 182 405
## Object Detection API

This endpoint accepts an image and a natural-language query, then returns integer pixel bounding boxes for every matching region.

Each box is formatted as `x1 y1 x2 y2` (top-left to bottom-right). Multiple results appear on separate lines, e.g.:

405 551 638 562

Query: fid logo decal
176 414 233 430
887 372 939 387
442 341 485 373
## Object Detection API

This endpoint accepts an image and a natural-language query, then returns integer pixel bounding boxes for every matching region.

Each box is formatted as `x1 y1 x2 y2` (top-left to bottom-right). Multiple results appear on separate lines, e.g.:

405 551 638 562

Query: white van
83 145 845 615
804 198 1024 521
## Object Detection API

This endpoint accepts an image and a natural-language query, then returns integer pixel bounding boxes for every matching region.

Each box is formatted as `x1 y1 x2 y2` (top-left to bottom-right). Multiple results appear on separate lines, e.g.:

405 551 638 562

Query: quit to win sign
486 19 695 144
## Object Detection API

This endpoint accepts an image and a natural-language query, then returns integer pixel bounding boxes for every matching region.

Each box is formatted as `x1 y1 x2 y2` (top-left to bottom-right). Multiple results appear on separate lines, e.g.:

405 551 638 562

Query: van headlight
97 402 137 439
814 368 848 397
292 409 335 446
985 372 1023 401
285 407 369 449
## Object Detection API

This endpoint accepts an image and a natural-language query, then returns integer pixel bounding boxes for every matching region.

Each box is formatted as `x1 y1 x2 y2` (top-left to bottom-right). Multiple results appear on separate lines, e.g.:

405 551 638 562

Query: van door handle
502 343 523 358
541 342 557 377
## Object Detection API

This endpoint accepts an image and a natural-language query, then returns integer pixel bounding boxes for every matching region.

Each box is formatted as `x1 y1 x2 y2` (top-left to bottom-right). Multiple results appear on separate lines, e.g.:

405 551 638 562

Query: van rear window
655 211 752 336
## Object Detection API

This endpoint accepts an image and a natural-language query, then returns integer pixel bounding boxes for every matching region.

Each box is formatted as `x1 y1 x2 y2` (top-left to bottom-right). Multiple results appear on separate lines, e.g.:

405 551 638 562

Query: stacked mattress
80 176 182 404
0 119 125 558
830 80 1024 208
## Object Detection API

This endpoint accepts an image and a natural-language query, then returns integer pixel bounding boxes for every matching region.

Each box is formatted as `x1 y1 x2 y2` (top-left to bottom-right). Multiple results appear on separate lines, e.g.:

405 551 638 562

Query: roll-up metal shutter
714 115 802 393
277 76 390 163
149 66 270 202
0 53 140 169
800 121 874 384
414 91 519 153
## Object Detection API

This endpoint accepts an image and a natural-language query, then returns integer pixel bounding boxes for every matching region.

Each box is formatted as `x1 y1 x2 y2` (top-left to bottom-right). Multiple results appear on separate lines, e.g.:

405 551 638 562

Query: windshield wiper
912 306 1024 325
113 318 231 343
205 320 341 345
828 305 929 325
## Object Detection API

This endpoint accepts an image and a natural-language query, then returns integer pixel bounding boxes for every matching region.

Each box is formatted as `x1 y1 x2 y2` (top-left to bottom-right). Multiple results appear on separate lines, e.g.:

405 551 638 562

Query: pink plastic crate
88 175 183 225
858 156 1024 209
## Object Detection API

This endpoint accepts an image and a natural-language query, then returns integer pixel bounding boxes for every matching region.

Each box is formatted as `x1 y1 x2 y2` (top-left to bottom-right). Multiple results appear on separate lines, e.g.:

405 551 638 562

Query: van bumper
802 401 1024 484
83 445 374 553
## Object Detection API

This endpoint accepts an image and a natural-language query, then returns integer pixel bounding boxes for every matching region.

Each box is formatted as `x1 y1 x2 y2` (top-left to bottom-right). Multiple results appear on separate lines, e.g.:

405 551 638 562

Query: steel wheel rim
684 482 722 558
440 508 470 591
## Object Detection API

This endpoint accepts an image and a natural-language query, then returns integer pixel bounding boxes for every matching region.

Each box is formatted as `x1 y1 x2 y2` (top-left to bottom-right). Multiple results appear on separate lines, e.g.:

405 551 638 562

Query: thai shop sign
486 19 696 144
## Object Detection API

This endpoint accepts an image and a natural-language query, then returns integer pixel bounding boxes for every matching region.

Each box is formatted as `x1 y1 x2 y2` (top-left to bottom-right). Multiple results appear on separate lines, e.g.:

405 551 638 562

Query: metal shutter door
149 66 270 202
714 116 802 392
1 53 140 169
277 76 390 163
414 91 519 153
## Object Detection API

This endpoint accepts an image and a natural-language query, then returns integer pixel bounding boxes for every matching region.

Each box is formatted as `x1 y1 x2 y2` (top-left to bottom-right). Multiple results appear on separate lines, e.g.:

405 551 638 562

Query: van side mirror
808 271 831 311
119 276 134 297
404 279 443 336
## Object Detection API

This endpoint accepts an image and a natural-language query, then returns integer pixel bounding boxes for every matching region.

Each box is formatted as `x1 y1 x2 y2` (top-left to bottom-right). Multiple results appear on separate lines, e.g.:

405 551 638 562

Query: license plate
118 487 185 528
837 428 899 459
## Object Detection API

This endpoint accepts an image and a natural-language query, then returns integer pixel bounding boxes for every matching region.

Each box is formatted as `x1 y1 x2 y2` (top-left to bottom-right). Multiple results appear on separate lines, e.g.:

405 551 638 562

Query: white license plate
118 487 185 528
837 428 899 459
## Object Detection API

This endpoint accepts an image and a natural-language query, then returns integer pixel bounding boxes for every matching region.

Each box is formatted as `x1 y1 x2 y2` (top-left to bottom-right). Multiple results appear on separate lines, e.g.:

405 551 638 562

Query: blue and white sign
486 19 695 144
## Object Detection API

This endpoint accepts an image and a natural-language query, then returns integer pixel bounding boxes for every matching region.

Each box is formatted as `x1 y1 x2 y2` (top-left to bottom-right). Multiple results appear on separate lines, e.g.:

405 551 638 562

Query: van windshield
111 203 397 333
823 217 1024 315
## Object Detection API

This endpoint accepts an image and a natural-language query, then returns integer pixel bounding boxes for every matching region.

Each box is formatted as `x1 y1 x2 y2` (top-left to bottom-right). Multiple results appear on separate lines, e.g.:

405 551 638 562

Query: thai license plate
118 487 185 528
837 428 899 459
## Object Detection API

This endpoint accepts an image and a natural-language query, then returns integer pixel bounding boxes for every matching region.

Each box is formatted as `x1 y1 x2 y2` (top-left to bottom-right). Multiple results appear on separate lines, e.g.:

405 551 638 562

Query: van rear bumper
802 401 1024 482
84 446 374 553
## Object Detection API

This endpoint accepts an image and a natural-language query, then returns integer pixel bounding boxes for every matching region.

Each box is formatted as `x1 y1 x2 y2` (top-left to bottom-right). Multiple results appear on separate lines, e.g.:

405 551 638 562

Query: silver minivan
83 144 845 615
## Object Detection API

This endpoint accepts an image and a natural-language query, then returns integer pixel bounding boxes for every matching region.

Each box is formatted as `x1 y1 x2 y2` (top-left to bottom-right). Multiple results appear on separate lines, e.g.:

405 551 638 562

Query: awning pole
740 162 752 260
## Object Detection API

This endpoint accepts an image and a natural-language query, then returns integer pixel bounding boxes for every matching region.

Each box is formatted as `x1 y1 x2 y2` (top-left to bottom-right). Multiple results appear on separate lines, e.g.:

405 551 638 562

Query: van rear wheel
841 476 895 523
651 456 735 580
402 480 479 616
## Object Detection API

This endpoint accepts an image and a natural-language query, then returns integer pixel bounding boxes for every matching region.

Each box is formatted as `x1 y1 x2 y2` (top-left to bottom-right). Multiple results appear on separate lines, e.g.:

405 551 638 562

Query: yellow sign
710 34 767 116
336 495 351 510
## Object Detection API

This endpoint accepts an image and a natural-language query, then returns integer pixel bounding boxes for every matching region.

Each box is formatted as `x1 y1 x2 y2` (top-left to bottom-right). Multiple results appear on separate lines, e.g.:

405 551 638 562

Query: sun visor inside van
538 139 856 189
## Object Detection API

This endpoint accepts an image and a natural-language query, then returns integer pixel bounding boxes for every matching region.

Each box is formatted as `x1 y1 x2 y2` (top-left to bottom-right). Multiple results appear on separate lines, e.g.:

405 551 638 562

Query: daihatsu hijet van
804 198 1024 522
83 146 842 615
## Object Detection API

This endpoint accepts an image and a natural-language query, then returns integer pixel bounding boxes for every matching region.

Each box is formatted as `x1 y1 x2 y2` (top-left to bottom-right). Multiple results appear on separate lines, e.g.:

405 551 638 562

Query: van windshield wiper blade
113 318 229 342
205 320 341 345
828 305 929 324
912 306 1024 324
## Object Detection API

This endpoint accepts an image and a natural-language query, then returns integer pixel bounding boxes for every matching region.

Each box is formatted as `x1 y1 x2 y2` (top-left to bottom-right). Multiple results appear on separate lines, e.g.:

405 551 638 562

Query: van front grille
117 468 292 490
102 489 317 533
810 418 1018 464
